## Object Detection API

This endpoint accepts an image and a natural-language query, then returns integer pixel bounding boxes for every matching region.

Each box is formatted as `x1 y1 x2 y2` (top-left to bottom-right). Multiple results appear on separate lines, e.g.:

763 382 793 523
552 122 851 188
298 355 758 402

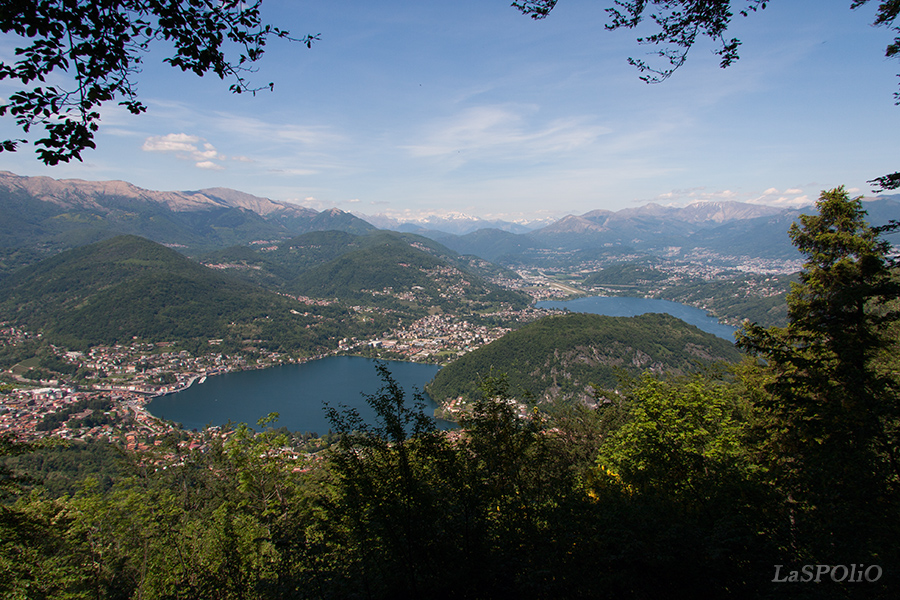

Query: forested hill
427 312 741 403
202 230 529 315
0 235 388 351
289 236 527 314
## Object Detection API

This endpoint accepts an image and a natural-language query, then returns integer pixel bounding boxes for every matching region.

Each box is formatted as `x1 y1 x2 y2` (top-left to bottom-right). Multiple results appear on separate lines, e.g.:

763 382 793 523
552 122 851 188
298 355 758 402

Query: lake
536 296 737 340
147 297 733 432
146 357 442 434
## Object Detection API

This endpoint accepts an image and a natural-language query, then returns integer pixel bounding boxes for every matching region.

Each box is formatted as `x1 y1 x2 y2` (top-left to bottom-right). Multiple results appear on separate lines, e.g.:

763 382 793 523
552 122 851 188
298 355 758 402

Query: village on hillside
0 304 561 450
0 253 802 451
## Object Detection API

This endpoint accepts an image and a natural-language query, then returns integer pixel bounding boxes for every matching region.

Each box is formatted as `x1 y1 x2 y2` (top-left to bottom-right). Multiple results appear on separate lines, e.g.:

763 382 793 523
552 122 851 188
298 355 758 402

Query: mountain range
3 172 898 272
0 171 374 261
355 211 550 235
431 199 900 263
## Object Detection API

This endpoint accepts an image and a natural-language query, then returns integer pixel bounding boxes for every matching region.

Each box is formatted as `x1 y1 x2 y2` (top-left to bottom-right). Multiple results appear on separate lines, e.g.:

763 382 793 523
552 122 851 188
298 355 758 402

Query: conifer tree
737 187 900 566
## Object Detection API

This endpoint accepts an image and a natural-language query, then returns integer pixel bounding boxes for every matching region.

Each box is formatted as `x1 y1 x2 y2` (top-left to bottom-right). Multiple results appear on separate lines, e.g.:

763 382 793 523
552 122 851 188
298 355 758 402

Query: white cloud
209 113 346 146
266 168 319 176
142 133 201 153
194 143 220 160
142 133 226 170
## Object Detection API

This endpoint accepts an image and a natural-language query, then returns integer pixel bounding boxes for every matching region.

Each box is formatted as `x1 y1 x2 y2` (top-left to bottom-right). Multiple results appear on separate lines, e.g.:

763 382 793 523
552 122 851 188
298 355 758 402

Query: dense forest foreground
1 188 899 599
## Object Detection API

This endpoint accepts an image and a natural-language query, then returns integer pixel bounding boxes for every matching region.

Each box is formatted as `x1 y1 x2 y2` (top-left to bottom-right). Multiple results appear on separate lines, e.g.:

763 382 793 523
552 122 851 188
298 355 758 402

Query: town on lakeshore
0 254 800 452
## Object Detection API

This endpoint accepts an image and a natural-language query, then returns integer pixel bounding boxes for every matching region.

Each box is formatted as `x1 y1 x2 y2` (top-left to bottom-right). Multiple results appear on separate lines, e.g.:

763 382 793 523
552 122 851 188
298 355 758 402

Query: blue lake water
146 357 442 434
536 296 737 341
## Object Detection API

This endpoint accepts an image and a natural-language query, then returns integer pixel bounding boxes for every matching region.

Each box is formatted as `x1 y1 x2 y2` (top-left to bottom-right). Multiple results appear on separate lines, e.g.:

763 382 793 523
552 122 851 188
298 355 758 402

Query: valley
4 3 900 595
1 174 898 599
1 173 896 446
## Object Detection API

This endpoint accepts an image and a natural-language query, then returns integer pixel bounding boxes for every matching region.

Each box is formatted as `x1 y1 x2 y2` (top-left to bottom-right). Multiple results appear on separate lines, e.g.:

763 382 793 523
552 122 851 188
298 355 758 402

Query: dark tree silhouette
0 0 318 164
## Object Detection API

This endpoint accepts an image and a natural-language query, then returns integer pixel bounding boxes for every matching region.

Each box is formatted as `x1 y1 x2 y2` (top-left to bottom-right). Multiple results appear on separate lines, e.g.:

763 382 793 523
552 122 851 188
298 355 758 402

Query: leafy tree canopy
0 0 317 164
515 0 764 82
514 2 899 88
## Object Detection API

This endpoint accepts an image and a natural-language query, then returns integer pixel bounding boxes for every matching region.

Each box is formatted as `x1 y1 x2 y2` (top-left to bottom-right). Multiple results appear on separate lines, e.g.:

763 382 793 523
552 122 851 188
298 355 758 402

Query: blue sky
2 1 900 222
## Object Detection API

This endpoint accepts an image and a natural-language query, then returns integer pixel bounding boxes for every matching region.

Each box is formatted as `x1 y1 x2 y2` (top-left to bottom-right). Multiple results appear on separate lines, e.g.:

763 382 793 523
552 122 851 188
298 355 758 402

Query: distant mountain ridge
536 201 788 236
611 200 782 223
358 201 787 238
3 172 897 268
0 171 375 259
0 171 315 216
355 211 552 235
438 197 900 263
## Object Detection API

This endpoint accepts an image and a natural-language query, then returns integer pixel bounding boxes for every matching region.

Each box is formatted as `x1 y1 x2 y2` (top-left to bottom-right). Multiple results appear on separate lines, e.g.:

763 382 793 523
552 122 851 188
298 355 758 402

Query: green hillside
202 230 369 288
0 176 378 276
426 312 741 403
199 230 366 290
583 260 667 285
202 230 530 315
290 236 527 315
204 230 520 286
0 235 388 351
651 272 797 327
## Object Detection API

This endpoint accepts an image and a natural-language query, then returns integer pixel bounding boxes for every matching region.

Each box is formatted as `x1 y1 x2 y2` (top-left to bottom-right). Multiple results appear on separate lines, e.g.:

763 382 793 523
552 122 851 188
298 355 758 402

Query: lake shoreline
146 356 443 434
535 295 738 341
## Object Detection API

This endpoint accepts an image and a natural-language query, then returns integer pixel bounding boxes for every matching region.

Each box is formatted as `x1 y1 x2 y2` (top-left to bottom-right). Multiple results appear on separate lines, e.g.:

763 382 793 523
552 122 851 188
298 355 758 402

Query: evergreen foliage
2 438 125 497
737 187 900 570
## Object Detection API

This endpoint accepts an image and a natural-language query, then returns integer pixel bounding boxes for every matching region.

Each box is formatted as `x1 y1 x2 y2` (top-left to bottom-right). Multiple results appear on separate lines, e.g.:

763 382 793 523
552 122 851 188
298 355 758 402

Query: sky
2 1 900 223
